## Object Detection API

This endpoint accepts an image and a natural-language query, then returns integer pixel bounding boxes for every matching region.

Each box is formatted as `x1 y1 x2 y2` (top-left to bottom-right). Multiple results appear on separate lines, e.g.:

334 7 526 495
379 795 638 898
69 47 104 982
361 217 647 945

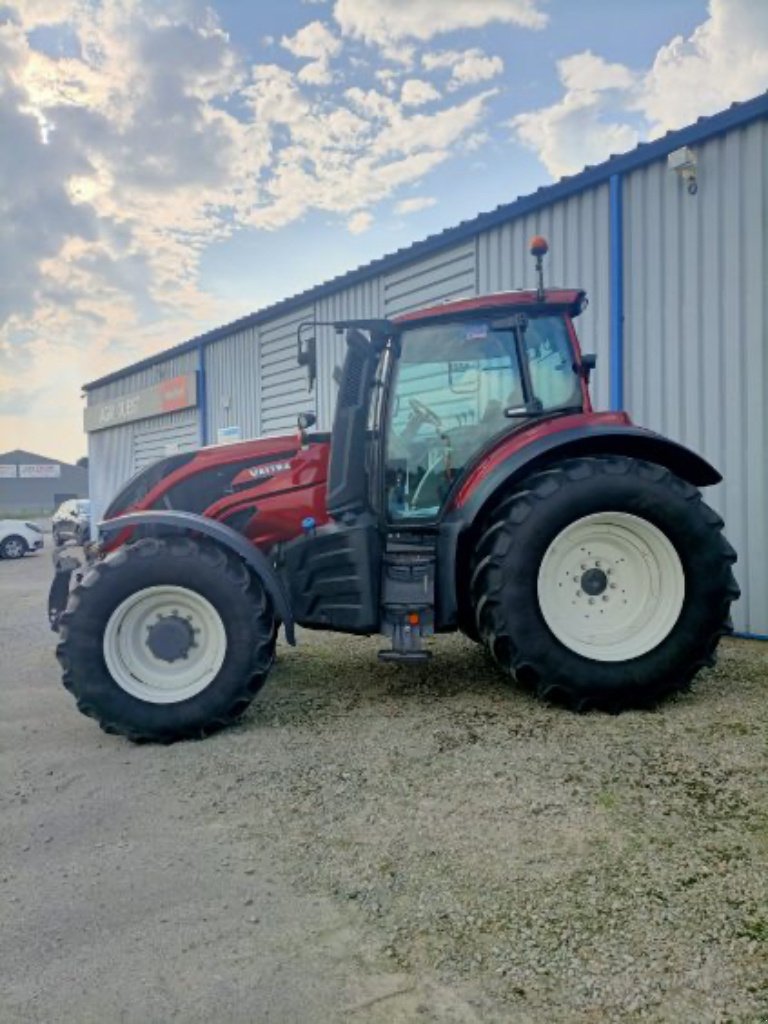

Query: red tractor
51 239 739 742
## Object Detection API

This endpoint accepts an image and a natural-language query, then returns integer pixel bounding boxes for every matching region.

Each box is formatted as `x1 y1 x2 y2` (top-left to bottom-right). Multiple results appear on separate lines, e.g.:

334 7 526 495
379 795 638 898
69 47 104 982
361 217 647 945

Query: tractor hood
103 432 312 520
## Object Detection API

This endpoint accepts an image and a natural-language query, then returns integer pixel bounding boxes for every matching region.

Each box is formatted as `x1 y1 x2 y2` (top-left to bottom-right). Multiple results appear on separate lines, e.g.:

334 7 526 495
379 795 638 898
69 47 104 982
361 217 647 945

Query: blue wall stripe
609 173 624 411
197 345 208 446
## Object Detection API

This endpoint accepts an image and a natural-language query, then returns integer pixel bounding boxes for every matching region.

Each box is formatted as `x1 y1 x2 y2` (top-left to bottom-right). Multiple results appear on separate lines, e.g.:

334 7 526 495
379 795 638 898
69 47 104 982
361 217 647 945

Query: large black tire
470 456 739 711
57 535 276 742
1 534 28 559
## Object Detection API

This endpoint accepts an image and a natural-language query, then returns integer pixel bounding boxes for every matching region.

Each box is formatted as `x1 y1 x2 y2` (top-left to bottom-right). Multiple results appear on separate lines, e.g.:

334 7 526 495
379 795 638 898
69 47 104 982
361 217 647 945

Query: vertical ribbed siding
477 184 611 410
132 412 200 469
315 277 384 430
383 242 476 316
259 306 316 435
88 421 136 525
204 327 260 442
624 119 768 632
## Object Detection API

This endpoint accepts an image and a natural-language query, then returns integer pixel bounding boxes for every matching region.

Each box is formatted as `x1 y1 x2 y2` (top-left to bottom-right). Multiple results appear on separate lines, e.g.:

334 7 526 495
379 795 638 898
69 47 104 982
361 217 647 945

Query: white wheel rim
537 512 685 662
103 586 227 703
4 539 24 557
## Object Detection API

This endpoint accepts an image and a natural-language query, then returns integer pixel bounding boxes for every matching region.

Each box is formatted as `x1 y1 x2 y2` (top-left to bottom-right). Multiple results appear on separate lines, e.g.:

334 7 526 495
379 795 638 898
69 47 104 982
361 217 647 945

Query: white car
0 520 44 559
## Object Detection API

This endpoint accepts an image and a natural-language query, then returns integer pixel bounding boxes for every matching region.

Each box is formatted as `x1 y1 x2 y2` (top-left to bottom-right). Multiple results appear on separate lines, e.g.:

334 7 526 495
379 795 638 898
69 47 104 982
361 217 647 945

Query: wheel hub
580 567 608 596
145 613 197 663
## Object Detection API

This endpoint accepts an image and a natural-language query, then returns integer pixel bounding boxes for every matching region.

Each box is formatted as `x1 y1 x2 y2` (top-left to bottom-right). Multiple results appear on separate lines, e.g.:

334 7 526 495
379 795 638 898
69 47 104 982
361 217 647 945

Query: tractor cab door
282 326 388 634
384 314 581 523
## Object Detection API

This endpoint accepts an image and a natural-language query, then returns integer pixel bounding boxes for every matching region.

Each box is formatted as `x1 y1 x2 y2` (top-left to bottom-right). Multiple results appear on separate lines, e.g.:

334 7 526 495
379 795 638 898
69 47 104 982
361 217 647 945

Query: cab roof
393 289 587 325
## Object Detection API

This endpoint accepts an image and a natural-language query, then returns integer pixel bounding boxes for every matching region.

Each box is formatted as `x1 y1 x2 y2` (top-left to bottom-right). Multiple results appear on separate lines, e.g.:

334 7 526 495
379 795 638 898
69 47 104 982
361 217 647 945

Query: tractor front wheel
57 536 276 741
470 456 739 711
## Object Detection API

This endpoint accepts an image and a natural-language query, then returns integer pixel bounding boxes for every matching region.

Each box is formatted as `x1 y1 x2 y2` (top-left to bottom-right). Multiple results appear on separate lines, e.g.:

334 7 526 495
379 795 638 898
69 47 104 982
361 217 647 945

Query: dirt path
1 553 767 1023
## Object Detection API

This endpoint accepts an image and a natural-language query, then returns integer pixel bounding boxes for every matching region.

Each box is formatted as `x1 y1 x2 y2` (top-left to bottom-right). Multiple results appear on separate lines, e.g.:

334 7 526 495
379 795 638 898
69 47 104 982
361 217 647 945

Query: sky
1 0 767 462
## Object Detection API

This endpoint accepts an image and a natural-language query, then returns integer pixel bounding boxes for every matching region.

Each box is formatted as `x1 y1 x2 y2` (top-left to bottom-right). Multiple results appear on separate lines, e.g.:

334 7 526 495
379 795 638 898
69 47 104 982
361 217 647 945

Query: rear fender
436 424 721 630
98 510 295 644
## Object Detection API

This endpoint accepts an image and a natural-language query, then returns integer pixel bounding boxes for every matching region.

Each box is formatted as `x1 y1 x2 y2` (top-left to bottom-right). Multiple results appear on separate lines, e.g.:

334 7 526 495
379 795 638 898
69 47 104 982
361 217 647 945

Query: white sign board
0 465 17 478
19 463 61 478
217 425 242 444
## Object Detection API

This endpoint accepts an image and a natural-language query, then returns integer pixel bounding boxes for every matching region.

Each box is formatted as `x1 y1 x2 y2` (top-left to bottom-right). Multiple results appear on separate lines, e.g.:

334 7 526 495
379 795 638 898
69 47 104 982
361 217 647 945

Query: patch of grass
739 916 768 942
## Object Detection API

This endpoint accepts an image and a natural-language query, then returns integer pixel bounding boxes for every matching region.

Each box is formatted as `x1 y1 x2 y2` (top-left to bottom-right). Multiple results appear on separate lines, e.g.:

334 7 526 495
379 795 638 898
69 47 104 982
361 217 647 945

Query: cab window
385 315 579 520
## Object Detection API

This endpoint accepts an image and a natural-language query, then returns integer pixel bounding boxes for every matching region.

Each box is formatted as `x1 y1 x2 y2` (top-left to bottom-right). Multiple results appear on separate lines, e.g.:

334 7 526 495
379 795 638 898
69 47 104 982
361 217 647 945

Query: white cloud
511 51 640 178
423 48 505 89
281 18 341 85
281 20 341 61
637 0 768 135
511 0 768 180
394 196 436 214
400 78 440 107
347 210 373 233
333 0 547 45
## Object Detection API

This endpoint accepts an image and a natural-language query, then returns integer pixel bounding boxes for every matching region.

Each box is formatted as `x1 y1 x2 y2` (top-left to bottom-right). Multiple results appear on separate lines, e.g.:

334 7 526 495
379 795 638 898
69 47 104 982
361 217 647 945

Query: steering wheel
408 397 442 429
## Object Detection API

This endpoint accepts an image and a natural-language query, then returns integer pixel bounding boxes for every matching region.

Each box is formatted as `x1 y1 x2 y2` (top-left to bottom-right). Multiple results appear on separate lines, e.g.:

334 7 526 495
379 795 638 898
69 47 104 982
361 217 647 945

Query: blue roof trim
85 90 768 393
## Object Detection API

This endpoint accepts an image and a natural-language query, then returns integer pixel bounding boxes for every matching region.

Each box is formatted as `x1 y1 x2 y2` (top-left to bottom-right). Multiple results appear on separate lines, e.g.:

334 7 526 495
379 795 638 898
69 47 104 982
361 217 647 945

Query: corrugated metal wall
383 241 477 317
477 184 612 410
624 119 768 632
133 412 200 469
259 307 316 435
204 326 260 442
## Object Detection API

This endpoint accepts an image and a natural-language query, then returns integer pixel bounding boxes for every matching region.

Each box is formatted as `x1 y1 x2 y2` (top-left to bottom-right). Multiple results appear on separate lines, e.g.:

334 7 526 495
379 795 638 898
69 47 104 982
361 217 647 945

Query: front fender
98 510 295 645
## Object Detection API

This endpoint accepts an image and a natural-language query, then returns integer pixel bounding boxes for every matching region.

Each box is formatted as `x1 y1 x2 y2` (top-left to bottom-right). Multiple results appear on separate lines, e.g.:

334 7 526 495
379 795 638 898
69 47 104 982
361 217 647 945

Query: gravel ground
1 552 767 1023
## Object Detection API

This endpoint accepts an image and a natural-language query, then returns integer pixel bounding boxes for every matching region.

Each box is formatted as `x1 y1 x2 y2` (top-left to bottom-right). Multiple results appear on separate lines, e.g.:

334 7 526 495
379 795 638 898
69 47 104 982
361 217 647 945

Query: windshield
385 315 580 520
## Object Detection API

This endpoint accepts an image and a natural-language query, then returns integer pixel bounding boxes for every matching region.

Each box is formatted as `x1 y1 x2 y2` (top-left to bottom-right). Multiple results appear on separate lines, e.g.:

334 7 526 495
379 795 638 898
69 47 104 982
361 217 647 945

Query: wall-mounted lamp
668 146 698 195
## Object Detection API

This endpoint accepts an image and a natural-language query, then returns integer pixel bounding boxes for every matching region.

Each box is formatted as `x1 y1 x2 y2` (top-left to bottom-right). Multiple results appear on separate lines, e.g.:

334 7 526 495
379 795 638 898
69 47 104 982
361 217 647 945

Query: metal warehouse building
84 92 768 635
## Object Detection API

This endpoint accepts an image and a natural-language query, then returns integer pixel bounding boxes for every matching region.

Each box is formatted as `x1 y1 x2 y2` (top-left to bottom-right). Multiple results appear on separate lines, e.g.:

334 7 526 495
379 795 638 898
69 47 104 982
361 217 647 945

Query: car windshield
76 501 90 513
385 314 581 520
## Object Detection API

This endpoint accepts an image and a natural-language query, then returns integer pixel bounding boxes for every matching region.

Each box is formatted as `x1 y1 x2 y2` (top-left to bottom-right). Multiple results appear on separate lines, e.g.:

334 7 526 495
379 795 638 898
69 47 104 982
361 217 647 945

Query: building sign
19 463 61 478
217 425 242 444
84 373 198 433
0 465 17 478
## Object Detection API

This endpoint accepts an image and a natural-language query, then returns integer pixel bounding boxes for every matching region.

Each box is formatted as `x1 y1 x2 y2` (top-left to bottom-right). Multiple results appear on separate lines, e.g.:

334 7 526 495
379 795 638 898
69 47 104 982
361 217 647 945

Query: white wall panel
259 307 316 436
623 119 768 632
383 242 476 317
204 326 260 442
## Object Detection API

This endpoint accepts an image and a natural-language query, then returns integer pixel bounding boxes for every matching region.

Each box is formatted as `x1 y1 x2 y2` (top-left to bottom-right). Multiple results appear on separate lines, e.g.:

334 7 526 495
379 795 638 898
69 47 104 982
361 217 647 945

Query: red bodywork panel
394 289 586 324
450 411 632 510
105 434 331 553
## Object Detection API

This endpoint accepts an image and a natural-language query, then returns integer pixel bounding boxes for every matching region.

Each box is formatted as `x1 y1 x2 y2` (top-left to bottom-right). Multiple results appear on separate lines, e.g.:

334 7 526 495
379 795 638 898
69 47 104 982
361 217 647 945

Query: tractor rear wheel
470 456 739 711
57 535 276 742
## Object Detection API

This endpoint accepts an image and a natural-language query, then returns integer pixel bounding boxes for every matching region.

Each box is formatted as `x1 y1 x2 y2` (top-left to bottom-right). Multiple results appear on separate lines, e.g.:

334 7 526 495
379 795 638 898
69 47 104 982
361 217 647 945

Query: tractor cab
286 242 597 661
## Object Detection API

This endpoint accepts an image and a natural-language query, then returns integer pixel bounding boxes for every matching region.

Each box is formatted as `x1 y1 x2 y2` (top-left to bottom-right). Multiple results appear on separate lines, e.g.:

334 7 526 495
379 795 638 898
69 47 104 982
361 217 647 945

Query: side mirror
297 323 317 392
578 353 597 383
297 411 316 431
